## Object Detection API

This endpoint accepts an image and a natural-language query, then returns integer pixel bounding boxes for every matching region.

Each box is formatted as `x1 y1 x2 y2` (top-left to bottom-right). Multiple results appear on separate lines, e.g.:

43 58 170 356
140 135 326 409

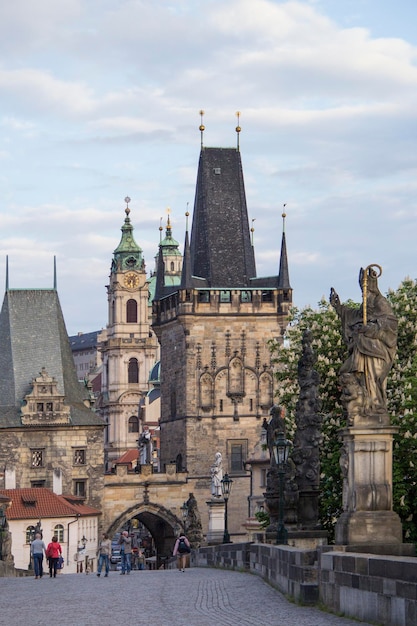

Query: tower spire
277 204 291 289
180 209 193 290
236 111 241 151
5 255 9 292
199 110 205 149
53 256 57 290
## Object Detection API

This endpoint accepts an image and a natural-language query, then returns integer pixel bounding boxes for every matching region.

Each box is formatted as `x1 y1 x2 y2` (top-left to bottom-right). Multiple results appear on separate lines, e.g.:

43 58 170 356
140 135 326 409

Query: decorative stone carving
292 329 322 528
20 368 70 426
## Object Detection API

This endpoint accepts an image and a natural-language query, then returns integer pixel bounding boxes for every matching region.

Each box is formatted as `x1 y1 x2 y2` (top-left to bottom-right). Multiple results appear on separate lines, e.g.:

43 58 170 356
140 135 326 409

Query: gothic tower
152 132 292 534
99 200 159 466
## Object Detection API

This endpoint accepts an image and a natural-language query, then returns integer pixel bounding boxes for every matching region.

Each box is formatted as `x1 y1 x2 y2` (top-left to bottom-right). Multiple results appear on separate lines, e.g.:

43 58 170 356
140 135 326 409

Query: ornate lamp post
221 473 233 543
272 432 292 545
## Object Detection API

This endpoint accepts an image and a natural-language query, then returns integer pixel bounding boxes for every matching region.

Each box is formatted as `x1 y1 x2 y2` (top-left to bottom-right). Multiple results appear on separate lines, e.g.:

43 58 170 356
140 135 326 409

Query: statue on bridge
138 426 152 464
210 452 223 498
330 264 397 426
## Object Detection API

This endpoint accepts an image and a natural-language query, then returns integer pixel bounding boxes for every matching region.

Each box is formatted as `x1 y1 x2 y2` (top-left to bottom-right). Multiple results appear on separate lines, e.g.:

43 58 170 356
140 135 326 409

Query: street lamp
272 431 292 545
221 473 233 543
181 501 188 530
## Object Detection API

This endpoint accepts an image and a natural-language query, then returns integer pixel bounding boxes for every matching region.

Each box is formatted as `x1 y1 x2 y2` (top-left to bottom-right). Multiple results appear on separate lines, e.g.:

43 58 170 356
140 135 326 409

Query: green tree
270 280 417 543
387 278 417 542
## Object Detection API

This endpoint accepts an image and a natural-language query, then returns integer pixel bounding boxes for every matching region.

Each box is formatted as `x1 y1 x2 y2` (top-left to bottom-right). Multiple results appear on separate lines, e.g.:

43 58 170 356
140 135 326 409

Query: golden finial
185 202 190 231
124 196 131 216
199 110 205 148
159 217 163 242
166 206 171 227
251 218 255 246
236 111 241 151
282 204 287 232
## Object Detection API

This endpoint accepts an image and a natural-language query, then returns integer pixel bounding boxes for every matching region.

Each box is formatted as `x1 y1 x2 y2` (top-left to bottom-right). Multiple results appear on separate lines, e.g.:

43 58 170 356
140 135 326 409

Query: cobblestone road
0 568 374 626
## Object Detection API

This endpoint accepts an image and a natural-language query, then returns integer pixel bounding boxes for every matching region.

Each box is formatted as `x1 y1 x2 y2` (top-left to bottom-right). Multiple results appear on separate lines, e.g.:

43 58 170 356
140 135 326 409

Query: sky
1 0 416 335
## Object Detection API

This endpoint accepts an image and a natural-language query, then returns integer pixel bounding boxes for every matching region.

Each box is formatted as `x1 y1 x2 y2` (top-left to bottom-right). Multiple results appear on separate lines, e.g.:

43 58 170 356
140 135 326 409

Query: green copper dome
112 207 144 272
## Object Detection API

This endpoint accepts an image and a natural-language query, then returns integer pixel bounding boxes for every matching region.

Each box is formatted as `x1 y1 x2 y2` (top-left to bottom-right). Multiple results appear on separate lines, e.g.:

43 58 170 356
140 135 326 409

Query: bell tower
99 198 159 467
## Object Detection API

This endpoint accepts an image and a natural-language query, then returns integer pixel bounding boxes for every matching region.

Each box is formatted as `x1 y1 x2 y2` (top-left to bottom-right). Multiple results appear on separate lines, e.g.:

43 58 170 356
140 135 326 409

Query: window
26 525 36 544
170 262 174 271
54 524 64 542
219 399 223 412
46 402 53 412
262 291 273 302
74 480 86 498
31 480 45 488
231 444 244 472
240 291 252 303
126 299 138 323
227 440 248 474
36 402 44 412
220 290 231 303
128 358 139 383
198 291 210 303
74 449 86 465
128 416 139 433
31 449 44 468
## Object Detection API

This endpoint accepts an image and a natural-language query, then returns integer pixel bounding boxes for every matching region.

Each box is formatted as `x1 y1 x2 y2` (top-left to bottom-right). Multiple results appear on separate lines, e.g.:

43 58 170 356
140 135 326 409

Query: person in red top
46 536 62 578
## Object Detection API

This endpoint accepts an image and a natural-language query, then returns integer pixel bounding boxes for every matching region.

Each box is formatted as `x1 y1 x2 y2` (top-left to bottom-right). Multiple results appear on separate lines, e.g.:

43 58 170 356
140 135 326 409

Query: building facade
152 143 292 537
0 282 105 510
98 202 161 467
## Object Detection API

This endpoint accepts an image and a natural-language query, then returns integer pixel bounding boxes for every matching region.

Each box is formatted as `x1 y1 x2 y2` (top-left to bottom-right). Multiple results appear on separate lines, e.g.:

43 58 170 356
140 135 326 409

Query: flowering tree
386 278 417 542
270 279 417 543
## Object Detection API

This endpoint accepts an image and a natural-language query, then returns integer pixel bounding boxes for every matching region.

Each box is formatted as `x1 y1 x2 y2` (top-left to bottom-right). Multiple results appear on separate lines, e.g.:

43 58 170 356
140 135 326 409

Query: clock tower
98 198 159 466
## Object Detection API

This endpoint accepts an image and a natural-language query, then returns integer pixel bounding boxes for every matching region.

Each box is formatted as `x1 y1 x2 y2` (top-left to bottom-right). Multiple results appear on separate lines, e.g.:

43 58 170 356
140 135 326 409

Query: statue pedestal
206 499 225 545
336 426 402 546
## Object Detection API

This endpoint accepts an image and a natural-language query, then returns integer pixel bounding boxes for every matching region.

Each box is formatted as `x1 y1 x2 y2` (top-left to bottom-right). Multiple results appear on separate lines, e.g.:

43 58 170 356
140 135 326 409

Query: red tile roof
0 488 101 520
114 449 139 467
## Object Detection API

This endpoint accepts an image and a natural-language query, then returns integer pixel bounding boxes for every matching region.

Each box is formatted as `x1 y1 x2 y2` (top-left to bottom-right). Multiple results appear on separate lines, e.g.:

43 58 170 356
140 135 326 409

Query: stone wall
193 542 417 626
320 549 417 626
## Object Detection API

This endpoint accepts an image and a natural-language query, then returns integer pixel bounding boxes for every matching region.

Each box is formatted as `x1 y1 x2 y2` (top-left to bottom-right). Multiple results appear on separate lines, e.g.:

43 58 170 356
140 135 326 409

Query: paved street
0 567 374 626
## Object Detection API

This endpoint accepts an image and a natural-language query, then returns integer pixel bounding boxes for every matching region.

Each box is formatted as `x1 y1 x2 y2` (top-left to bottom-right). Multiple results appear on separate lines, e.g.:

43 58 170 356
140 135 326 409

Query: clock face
124 272 139 289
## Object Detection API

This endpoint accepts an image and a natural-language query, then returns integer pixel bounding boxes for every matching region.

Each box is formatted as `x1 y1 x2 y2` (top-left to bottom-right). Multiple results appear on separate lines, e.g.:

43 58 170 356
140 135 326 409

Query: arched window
126 299 137 323
26 525 36 544
128 416 139 433
170 261 174 271
54 524 64 542
111 299 116 324
128 358 139 383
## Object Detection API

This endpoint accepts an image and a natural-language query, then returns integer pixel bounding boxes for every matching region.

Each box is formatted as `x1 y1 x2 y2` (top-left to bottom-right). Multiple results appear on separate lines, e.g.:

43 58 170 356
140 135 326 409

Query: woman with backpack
173 534 191 572
46 536 62 578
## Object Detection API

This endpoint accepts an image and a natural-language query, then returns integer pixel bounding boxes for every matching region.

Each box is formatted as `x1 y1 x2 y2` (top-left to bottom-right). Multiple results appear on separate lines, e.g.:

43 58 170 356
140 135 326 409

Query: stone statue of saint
262 404 286 465
210 452 223 497
330 265 397 423
139 426 152 464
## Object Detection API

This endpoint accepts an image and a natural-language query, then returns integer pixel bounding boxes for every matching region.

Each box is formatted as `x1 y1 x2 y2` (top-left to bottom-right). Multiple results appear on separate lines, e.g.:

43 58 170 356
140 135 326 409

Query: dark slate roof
69 330 100 352
190 147 256 288
0 289 104 428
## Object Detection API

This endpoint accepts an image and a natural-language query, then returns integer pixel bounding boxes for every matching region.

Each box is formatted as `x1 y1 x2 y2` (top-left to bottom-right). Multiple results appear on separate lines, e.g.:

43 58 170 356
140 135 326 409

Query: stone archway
106 501 183 569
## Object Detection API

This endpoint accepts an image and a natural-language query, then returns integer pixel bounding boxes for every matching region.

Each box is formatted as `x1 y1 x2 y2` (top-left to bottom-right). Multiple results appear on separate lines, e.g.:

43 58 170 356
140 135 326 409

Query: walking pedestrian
96 533 112 577
173 534 191 572
46 536 62 578
30 532 47 579
118 530 132 575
